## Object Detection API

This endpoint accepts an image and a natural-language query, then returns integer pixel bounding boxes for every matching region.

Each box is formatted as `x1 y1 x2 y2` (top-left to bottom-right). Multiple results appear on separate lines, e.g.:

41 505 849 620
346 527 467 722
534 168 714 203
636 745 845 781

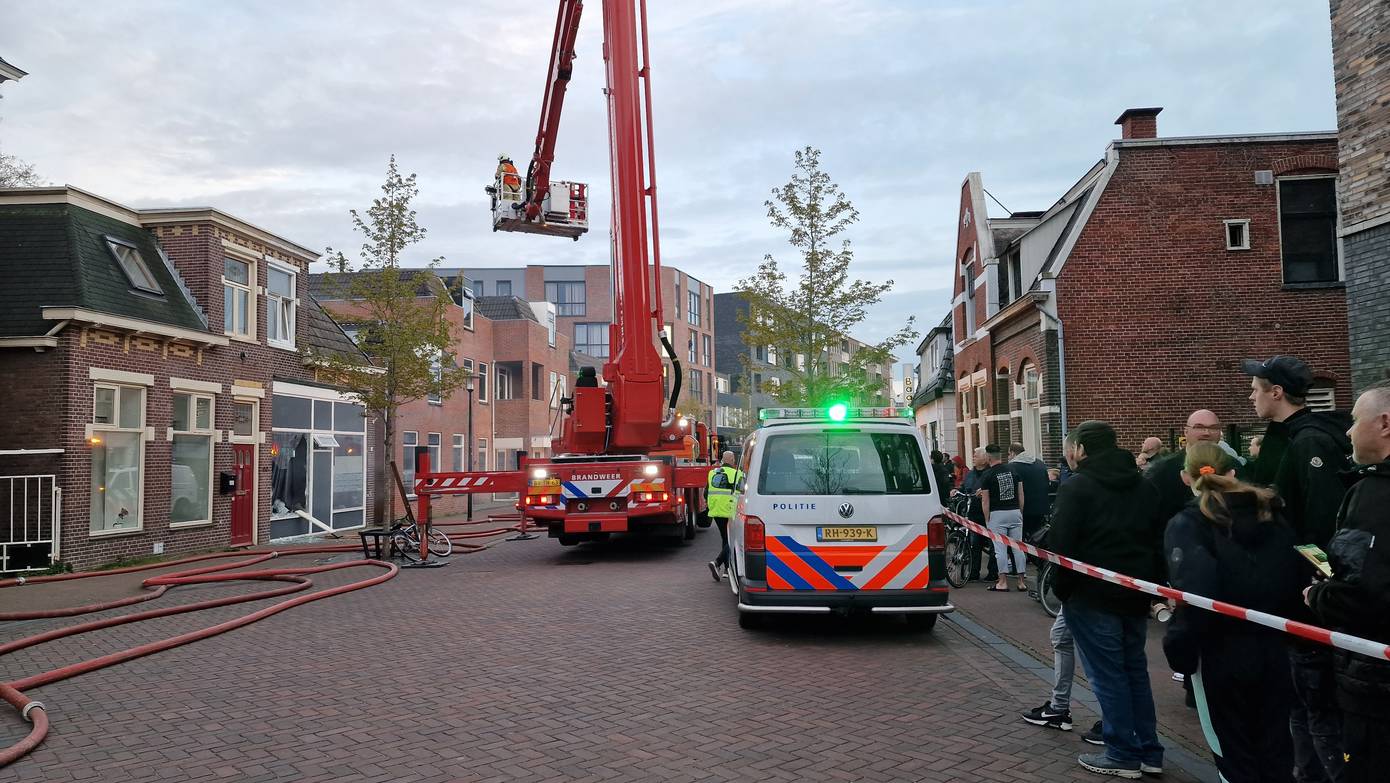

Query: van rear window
756 431 930 496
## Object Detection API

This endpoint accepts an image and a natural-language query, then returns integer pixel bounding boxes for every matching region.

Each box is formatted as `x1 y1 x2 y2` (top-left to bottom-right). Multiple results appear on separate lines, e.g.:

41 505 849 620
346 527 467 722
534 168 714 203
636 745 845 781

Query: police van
726 404 953 630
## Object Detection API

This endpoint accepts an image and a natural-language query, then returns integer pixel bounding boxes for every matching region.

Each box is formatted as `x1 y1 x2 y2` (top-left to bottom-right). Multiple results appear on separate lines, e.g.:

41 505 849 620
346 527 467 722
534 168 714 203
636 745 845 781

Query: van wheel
904 613 938 632
738 611 764 630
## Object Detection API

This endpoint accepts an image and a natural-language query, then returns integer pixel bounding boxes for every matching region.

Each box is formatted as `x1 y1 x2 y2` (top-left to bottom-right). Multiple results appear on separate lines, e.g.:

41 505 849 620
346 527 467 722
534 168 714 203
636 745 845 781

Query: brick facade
0 193 375 571
946 113 1350 466
1058 137 1349 450
1331 0 1390 390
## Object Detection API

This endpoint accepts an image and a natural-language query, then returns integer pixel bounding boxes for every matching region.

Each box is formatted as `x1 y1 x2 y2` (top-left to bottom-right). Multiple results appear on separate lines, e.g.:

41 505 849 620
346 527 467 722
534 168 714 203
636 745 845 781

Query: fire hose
946 510 1390 662
0 547 398 767
0 514 536 765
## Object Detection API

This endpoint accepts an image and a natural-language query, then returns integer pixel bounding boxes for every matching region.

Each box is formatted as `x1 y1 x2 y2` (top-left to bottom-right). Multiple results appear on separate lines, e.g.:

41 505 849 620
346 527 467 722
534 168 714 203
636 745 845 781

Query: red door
231 444 255 547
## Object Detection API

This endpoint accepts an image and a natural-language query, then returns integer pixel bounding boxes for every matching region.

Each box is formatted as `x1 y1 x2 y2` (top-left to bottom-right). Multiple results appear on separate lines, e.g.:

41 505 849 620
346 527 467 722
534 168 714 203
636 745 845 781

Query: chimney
1115 107 1162 140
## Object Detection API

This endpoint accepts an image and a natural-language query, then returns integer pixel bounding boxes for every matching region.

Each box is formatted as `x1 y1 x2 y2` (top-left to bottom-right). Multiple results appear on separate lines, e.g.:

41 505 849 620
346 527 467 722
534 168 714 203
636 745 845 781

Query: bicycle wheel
944 529 968 588
1039 562 1062 617
390 531 420 563
426 526 453 558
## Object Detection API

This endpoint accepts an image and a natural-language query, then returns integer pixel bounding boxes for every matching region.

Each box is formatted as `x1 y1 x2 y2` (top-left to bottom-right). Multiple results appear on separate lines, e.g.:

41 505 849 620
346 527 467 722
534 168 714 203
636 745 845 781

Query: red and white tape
945 510 1390 662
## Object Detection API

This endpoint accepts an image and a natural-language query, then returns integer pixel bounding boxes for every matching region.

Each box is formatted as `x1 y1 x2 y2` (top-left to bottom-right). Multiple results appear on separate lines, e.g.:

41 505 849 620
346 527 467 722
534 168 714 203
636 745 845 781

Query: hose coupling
21 701 45 722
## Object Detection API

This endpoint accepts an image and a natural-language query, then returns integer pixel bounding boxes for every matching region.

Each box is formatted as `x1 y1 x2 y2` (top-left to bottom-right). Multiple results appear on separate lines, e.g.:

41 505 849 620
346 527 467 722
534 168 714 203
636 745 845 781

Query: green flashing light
827 403 849 422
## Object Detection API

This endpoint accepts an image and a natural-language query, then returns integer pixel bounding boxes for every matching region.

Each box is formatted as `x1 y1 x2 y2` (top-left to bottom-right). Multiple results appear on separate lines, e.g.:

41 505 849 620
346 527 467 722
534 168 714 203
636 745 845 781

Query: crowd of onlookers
932 355 1390 782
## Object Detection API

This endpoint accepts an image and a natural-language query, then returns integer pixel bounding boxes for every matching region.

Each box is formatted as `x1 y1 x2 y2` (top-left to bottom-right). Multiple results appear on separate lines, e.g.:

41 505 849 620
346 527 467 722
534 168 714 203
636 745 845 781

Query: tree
735 146 916 409
312 156 470 523
0 151 41 187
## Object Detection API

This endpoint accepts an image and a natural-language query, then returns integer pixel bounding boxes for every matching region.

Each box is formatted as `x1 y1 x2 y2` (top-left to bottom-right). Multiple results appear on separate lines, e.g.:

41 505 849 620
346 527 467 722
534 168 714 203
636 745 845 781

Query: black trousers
1191 639 1295 782
1343 712 1390 783
712 516 730 567
966 529 997 580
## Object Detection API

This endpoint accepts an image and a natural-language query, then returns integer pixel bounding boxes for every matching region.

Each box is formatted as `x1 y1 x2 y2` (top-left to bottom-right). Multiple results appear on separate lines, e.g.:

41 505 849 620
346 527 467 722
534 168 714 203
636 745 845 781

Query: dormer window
266 261 297 349
104 236 163 295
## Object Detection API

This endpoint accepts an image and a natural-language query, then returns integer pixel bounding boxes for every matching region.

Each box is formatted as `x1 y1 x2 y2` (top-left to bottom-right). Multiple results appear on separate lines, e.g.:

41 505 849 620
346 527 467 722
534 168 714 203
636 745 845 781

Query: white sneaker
1171 672 1185 683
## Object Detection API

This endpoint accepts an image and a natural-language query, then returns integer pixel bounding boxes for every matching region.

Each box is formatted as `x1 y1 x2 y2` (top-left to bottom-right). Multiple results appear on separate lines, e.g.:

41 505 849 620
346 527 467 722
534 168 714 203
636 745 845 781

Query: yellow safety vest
706 466 743 519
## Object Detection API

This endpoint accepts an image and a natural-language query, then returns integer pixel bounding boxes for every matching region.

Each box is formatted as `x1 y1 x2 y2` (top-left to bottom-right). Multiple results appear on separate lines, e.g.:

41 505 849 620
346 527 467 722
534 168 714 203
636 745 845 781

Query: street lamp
466 380 475 521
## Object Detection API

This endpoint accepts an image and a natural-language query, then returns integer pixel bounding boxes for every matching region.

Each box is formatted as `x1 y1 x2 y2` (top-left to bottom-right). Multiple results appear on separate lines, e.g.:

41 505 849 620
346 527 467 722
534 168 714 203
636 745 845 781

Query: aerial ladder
417 0 715 545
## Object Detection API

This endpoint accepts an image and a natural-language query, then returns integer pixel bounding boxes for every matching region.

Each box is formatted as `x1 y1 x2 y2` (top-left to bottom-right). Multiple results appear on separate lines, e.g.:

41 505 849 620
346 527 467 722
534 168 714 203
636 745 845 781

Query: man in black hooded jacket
1306 381 1390 783
1050 420 1167 778
1245 355 1353 783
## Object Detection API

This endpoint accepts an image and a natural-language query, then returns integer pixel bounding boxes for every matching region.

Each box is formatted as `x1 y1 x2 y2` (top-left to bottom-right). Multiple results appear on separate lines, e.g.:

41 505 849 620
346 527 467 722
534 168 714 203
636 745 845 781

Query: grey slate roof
0 202 208 337
475 295 539 322
309 269 455 301
302 294 370 363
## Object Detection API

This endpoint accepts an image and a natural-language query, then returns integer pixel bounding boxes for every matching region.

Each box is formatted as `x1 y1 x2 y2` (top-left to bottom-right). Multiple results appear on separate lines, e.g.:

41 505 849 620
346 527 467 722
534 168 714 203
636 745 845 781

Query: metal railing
0 474 61 573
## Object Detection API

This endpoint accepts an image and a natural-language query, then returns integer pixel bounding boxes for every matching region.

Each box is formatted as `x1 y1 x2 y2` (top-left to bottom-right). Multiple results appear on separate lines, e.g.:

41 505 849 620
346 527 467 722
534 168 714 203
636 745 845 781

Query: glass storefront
270 386 368 540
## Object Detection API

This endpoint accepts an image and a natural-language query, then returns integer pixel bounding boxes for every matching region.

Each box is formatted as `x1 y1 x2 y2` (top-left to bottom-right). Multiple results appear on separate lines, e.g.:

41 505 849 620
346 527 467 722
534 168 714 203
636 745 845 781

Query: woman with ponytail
1162 441 1306 782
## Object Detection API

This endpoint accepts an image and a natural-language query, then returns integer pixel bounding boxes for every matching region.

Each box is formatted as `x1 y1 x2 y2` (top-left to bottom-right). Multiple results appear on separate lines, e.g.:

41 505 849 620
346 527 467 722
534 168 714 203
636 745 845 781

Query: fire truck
415 0 715 545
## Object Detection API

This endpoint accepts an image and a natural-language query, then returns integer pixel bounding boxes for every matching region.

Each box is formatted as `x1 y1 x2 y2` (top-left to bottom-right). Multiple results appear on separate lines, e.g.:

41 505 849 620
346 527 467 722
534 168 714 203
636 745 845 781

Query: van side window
737 436 755 492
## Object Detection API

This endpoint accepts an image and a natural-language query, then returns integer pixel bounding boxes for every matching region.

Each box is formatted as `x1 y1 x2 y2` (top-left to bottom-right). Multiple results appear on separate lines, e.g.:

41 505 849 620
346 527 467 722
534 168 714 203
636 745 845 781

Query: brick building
459 264 718 423
312 274 572 518
1331 0 1390 390
910 315 957 456
0 187 374 572
950 108 1349 465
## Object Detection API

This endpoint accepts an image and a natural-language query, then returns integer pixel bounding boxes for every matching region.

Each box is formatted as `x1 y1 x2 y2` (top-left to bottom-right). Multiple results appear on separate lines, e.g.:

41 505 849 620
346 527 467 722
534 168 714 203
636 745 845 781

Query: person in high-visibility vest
706 451 743 581
496 154 521 201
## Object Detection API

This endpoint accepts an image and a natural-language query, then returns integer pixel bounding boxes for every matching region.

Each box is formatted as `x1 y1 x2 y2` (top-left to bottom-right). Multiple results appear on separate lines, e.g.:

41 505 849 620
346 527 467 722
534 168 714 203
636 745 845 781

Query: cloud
0 0 1336 364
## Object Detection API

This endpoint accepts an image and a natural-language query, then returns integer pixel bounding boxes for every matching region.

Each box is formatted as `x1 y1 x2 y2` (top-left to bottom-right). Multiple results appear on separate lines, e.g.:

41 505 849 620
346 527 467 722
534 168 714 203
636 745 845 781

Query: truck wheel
683 507 697 541
904 613 938 632
557 534 580 546
738 611 764 630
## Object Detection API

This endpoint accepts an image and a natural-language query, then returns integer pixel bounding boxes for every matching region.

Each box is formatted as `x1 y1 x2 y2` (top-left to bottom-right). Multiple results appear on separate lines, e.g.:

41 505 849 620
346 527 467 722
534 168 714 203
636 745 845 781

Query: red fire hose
0 548 396 767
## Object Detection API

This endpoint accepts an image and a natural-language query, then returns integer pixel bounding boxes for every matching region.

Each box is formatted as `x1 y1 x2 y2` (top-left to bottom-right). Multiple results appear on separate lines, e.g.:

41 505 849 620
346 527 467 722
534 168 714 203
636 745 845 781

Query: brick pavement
2 528 1206 782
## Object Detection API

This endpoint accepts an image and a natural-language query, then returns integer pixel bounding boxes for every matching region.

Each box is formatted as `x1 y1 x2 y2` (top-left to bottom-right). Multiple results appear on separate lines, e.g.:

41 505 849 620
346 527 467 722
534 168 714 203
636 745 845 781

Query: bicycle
388 517 453 562
943 494 972 589
1027 521 1061 617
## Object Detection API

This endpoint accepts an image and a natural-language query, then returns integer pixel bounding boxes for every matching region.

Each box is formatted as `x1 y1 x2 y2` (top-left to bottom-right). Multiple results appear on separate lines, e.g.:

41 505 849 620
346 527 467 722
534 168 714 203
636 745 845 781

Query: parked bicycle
388 517 452 562
1027 521 1061 617
943 493 972 589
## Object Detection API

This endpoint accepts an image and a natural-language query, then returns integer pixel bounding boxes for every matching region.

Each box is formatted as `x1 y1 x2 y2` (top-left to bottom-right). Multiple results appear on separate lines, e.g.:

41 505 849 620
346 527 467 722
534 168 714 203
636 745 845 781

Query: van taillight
744 515 765 552
927 516 945 551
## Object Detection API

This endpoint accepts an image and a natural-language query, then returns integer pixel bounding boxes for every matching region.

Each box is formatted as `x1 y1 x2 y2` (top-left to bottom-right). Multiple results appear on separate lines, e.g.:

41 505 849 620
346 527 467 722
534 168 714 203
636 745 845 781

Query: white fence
0 474 61 573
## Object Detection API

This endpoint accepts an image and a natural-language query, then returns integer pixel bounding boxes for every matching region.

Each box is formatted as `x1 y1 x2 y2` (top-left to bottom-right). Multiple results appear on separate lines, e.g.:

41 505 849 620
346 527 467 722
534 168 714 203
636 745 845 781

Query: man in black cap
1049 420 1166 778
1244 354 1353 783
1305 380 1390 783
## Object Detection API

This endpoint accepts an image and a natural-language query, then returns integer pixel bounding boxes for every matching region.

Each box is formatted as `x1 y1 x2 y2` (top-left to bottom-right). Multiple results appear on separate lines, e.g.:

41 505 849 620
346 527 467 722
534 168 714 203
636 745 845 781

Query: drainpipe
1037 299 1069 450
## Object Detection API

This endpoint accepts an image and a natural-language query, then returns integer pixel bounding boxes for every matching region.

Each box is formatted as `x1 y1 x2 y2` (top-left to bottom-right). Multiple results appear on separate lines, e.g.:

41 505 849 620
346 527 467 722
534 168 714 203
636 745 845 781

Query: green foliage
312 157 470 517
735 146 916 408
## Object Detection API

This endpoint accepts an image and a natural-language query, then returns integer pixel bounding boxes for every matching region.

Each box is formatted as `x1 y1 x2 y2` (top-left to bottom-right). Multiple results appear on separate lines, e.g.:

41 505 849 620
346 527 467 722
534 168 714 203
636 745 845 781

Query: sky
0 1 1337 362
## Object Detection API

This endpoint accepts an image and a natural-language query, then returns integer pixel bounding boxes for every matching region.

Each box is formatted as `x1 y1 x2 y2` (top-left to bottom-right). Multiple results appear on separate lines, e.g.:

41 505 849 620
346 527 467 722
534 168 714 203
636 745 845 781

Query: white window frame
477 362 489 403
452 434 465 471
427 349 445 405
476 437 489 472
402 431 419 498
170 391 216 528
1275 174 1343 284
1223 219 1251 251
427 433 442 474
496 366 513 400
104 236 164 295
223 256 257 340
548 371 559 408
90 382 148 536
230 398 260 444
460 288 475 331
265 259 299 350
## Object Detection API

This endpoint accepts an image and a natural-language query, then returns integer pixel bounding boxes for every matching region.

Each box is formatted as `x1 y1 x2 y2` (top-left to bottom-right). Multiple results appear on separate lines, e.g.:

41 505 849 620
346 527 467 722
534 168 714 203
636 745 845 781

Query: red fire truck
415 0 714 545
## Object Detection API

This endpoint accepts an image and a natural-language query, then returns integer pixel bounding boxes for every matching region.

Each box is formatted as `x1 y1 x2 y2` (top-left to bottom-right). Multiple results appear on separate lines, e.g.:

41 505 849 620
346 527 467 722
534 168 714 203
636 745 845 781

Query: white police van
726 404 953 630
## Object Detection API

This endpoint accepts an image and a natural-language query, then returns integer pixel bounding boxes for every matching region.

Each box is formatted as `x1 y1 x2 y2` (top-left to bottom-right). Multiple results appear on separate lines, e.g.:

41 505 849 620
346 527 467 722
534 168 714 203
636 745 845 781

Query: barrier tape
945 509 1390 662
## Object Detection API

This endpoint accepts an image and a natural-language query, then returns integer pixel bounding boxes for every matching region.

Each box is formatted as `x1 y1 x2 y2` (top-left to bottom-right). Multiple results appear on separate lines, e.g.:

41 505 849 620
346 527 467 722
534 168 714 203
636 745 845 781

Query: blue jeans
1065 601 1163 767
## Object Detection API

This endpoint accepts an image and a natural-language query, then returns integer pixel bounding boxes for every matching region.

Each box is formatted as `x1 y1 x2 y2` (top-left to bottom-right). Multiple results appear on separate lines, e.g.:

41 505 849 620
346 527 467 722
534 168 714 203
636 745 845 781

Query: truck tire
557 534 580 546
683 506 697 541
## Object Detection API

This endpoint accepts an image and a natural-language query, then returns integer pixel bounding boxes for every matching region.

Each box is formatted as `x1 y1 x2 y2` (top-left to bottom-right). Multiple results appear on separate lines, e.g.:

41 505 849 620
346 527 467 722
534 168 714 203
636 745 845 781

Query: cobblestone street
1 528 1212 782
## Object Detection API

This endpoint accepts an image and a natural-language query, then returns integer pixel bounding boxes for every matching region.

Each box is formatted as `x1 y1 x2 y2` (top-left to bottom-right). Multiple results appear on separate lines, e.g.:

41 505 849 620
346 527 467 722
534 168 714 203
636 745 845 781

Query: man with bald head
1305 380 1390 781
1147 410 1224 525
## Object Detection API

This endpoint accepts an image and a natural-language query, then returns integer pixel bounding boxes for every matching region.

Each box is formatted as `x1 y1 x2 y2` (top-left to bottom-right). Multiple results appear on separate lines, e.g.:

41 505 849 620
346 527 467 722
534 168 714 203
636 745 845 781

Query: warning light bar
758 406 913 423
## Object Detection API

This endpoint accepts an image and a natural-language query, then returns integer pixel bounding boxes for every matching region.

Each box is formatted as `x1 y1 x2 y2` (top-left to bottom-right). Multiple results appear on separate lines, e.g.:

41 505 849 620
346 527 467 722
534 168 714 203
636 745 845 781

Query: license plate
816 526 877 542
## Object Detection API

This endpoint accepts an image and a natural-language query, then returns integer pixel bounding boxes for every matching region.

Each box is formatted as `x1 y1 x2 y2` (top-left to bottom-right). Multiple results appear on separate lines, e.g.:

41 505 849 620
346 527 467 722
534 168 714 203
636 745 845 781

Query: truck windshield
757 431 930 496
